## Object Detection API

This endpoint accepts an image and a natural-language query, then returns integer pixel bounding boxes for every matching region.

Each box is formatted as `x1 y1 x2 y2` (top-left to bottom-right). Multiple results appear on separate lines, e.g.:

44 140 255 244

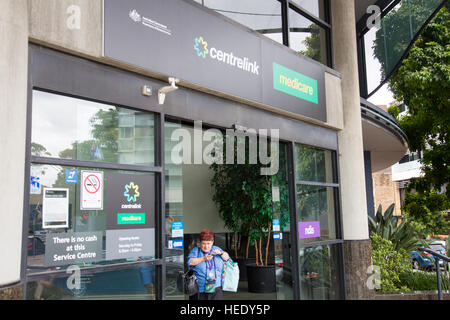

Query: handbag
177 248 200 295
222 258 239 292
177 269 199 296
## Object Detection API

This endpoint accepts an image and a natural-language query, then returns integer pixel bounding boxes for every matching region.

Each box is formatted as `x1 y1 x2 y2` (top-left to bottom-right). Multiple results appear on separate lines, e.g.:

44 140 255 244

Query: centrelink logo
194 36 260 76
124 182 140 202
194 36 209 58
122 182 142 209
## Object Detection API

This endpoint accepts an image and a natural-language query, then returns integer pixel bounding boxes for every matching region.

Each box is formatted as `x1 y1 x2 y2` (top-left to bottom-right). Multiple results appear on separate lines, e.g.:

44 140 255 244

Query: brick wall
372 167 402 216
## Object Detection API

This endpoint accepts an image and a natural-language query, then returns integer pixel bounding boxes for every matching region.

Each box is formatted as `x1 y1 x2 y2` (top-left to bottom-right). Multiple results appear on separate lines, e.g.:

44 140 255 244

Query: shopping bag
222 259 239 292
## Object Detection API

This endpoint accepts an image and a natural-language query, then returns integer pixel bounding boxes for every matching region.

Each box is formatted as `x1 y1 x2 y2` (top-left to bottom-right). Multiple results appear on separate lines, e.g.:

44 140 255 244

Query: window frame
23 88 166 299
291 142 345 300
195 0 333 67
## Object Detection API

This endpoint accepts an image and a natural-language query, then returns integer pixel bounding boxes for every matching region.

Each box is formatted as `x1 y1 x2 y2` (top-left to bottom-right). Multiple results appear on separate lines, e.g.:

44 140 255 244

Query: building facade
2 0 434 300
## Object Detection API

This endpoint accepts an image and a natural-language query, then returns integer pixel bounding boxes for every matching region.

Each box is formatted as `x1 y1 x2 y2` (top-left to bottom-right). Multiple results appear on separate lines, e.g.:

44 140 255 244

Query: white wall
0 0 28 287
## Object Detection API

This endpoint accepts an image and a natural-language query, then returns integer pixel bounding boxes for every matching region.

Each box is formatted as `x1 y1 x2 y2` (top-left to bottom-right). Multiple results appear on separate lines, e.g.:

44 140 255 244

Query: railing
418 247 450 300
360 97 409 148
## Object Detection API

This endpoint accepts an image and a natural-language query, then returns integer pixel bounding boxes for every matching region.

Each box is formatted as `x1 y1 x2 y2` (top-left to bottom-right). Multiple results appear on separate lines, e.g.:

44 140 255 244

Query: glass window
299 244 341 300
362 0 444 96
164 121 185 299
291 0 328 21
25 265 156 300
31 90 155 166
272 143 294 300
295 145 334 183
27 164 156 273
289 8 328 65
197 0 283 45
296 185 337 244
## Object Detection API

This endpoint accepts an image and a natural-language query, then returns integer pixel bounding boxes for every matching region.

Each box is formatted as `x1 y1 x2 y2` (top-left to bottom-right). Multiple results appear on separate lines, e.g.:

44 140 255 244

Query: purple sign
298 221 321 239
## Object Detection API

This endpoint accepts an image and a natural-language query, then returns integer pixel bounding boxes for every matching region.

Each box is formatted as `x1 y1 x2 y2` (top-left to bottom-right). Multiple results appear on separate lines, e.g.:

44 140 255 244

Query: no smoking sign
81 170 103 210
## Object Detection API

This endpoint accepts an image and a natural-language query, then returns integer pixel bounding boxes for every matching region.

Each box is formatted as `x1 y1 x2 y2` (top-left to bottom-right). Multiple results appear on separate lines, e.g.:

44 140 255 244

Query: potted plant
210 151 256 281
210 135 280 292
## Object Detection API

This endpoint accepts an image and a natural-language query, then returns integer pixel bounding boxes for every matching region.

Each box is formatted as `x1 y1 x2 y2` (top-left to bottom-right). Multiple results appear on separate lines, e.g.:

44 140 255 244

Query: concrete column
331 0 373 299
0 0 28 287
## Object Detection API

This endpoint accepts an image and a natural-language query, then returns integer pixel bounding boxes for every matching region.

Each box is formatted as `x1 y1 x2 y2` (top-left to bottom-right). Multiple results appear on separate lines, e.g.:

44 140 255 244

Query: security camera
158 77 179 104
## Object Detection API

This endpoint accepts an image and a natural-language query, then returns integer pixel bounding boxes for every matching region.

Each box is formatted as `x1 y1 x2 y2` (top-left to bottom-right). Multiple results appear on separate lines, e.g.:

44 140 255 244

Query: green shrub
368 203 427 252
371 233 412 293
399 271 439 291
399 269 450 291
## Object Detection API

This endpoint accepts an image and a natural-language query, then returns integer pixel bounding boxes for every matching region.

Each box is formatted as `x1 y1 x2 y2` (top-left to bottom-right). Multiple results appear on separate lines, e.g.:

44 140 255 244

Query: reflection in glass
164 121 185 299
295 145 334 183
272 143 293 299
25 266 156 300
291 0 327 21
299 244 341 300
198 0 283 45
31 90 155 166
27 164 155 273
366 0 443 95
296 185 336 244
289 9 328 65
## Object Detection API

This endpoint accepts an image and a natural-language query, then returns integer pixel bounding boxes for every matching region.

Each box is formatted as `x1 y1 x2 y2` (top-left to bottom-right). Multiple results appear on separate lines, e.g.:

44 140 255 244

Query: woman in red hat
187 229 230 300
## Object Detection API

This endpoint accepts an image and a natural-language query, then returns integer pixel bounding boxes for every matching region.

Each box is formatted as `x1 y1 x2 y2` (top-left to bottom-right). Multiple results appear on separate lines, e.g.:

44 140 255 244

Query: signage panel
45 231 103 266
42 188 69 229
104 0 326 122
105 172 155 260
80 170 103 210
298 221 321 239
105 172 155 230
106 228 155 260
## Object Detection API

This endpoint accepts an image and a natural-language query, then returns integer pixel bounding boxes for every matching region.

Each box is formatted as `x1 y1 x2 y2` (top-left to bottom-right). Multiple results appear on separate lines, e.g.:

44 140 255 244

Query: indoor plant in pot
210 135 277 292
209 141 256 281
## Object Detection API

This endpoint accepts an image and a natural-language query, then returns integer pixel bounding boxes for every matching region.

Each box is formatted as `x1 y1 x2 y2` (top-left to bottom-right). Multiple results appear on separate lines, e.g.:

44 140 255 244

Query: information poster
42 188 69 229
80 170 103 210
171 221 184 237
106 229 155 260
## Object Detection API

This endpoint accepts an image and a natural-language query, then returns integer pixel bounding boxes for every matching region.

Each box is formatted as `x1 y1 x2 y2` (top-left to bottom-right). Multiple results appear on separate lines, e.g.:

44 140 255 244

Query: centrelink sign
104 0 326 122
194 36 260 76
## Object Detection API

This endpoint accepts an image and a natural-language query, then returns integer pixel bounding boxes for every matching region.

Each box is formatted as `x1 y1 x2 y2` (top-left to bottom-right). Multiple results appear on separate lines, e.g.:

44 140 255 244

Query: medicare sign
273 62 318 104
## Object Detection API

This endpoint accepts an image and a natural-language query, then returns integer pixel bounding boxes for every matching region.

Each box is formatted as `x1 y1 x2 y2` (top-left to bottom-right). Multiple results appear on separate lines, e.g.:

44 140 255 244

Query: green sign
117 213 146 225
273 62 318 104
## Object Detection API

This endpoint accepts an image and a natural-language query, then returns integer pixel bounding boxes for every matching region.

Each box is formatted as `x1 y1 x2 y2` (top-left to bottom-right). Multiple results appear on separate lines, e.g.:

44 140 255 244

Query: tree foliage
375 3 450 235
209 136 289 266
389 4 449 193
209 136 273 265
373 0 445 79
402 190 450 236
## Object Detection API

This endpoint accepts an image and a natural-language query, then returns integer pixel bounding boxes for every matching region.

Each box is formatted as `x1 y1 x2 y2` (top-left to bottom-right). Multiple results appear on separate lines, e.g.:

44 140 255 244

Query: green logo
273 62 318 104
117 213 146 225
124 182 140 203
194 36 209 58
